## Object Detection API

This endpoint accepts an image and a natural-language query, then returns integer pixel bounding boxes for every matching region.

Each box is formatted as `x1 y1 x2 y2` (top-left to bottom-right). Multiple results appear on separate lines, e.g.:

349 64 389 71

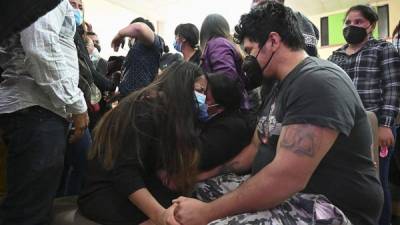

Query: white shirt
0 0 86 118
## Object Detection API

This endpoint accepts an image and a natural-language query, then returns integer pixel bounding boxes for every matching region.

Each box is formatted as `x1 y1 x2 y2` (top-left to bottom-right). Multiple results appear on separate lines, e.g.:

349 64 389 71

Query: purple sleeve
204 38 240 81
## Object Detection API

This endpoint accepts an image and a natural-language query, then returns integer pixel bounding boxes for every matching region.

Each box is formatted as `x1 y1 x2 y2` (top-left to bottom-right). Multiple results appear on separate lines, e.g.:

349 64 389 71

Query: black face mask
242 43 276 90
343 25 368 44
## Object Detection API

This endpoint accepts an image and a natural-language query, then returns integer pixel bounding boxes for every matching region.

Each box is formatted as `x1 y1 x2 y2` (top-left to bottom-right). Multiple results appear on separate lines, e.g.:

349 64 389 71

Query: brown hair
89 61 203 193
200 14 244 59
393 20 400 38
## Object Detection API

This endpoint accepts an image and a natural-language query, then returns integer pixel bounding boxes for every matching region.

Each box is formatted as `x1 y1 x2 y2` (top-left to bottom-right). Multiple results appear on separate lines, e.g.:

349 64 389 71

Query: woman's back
202 37 249 110
78 100 180 224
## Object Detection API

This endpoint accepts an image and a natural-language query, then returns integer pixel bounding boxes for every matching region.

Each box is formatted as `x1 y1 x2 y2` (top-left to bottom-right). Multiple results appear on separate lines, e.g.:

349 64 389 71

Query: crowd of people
0 0 400 225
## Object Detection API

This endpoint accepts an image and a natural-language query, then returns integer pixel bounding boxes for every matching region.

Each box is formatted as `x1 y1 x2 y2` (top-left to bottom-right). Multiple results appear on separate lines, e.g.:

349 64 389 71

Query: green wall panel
327 9 379 46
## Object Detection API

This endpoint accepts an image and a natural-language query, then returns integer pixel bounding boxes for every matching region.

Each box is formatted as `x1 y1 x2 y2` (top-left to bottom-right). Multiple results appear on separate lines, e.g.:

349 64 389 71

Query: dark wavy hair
200 14 232 51
175 23 200 48
89 61 203 193
234 1 304 50
207 73 242 111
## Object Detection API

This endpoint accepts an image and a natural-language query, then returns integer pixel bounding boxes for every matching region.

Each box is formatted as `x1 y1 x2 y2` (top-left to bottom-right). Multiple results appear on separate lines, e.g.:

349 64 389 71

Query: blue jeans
379 127 398 225
57 128 91 197
0 106 68 225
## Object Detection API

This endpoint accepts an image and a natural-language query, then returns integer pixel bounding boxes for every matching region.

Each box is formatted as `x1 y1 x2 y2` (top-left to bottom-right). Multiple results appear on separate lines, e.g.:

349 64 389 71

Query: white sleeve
20 0 87 114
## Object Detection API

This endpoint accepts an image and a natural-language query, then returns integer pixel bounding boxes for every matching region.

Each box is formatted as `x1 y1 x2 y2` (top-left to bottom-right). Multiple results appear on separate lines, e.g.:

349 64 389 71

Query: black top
0 0 61 41
189 49 202 65
78 102 256 225
74 28 116 95
199 110 256 171
79 101 180 225
256 57 383 225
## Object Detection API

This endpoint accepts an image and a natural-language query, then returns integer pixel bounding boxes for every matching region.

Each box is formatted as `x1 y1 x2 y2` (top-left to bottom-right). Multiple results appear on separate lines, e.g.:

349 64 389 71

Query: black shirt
78 101 180 225
256 57 383 225
78 102 256 224
199 110 256 171
189 49 202 65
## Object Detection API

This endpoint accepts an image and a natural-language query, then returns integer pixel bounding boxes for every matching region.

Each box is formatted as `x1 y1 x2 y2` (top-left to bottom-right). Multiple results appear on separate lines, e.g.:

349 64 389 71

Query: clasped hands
161 197 211 225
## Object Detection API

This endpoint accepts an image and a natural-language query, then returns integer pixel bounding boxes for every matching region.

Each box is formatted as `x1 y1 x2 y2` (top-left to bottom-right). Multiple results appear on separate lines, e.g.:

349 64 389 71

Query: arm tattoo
279 124 322 158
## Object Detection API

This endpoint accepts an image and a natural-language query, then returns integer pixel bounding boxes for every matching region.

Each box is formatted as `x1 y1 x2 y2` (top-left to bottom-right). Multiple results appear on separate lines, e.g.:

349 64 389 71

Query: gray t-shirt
256 57 383 225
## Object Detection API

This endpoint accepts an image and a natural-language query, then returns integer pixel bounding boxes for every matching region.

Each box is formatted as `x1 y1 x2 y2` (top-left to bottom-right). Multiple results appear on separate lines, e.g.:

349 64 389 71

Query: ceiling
286 0 387 16
105 0 388 21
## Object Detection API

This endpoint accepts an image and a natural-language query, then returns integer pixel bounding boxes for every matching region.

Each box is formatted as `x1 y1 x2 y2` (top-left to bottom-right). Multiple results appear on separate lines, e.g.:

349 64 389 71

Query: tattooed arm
173 124 339 225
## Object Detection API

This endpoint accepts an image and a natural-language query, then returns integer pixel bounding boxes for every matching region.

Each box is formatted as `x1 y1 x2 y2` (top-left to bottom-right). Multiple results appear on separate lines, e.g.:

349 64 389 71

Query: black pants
0 106 68 225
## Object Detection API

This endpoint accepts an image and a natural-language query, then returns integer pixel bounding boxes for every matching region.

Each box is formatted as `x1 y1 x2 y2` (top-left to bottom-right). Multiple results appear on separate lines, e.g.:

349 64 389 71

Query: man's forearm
204 124 337 222
120 23 155 45
219 143 258 175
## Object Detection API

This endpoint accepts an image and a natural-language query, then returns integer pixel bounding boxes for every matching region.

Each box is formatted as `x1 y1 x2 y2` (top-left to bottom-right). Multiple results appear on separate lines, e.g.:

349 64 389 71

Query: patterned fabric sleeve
378 42 400 127
195 174 352 225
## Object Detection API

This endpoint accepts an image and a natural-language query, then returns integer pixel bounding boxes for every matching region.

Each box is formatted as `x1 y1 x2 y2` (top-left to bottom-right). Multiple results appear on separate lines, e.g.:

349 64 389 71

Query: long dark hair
200 14 232 51
200 14 244 59
89 61 203 193
207 73 242 111
393 20 400 38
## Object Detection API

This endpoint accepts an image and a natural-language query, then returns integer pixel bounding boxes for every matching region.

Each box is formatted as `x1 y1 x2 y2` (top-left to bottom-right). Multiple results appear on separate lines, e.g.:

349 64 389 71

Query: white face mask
90 48 100 61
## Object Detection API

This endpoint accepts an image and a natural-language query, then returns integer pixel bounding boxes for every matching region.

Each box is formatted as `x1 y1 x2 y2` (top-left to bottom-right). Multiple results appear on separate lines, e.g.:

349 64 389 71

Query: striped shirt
393 35 400 53
0 0 86 118
328 38 400 127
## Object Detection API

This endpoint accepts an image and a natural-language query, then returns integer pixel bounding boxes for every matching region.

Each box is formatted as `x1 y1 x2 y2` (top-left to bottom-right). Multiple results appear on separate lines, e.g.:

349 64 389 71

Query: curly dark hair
234 1 304 50
207 72 242 111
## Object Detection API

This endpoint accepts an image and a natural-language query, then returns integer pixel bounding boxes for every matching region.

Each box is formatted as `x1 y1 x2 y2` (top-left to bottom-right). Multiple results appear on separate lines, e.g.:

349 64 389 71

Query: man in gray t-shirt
168 3 382 225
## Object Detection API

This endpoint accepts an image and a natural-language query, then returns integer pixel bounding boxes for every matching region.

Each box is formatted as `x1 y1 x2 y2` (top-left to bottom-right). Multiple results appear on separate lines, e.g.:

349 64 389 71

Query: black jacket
0 0 61 41
74 27 116 102
199 110 256 171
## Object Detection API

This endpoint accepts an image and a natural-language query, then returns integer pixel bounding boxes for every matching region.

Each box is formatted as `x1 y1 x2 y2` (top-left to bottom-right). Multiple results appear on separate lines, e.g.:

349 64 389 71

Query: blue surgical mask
194 91 208 121
173 40 183 52
74 9 84 26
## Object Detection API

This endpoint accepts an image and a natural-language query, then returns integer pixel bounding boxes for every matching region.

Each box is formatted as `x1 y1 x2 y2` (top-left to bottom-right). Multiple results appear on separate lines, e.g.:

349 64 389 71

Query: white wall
83 0 400 59
157 1 251 53
83 0 150 59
